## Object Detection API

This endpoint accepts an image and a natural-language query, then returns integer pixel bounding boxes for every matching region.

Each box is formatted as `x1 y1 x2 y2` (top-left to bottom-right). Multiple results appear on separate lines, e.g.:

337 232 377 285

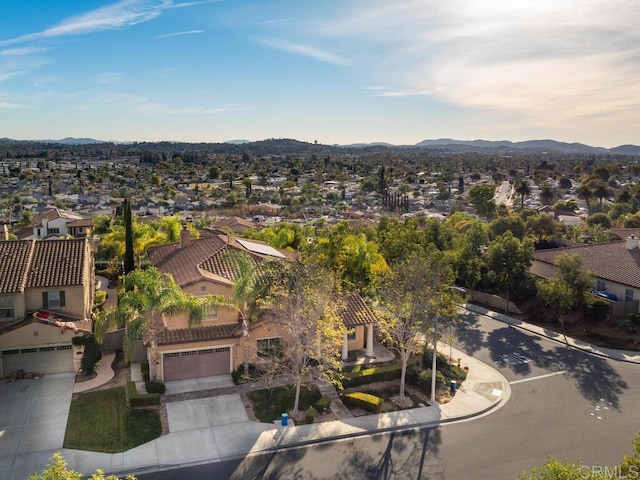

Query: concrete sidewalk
5 344 511 480
464 303 640 364
8 305 638 479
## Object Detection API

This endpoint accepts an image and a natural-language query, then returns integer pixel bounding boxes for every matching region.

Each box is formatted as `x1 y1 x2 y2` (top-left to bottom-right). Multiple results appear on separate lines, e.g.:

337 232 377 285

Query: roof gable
533 241 640 289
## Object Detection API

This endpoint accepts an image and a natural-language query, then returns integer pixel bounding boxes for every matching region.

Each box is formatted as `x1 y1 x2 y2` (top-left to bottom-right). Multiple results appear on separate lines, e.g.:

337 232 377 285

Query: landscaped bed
246 384 322 424
64 386 162 453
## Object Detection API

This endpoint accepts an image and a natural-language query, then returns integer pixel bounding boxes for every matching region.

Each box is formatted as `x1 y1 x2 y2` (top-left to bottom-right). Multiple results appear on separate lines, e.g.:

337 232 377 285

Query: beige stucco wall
25 284 90 320
0 293 26 322
0 321 81 349
530 260 558 279
347 325 366 351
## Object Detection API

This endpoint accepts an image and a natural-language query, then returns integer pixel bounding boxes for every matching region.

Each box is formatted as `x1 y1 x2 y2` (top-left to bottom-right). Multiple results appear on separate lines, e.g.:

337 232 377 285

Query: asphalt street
137 312 640 480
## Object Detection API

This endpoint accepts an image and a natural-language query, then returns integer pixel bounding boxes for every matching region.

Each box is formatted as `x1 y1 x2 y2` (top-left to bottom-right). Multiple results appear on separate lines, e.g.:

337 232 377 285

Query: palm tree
95 266 232 380
577 183 593 214
593 182 610 206
515 180 531 210
539 185 555 206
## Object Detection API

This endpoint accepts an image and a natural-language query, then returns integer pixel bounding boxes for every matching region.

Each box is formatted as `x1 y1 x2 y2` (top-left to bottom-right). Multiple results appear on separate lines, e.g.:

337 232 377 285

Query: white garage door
1 345 74 377
163 347 231 381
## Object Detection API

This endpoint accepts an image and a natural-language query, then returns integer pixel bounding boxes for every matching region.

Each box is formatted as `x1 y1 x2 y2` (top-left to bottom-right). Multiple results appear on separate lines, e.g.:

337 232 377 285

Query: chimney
180 226 191 248
626 235 639 250
2 223 8 241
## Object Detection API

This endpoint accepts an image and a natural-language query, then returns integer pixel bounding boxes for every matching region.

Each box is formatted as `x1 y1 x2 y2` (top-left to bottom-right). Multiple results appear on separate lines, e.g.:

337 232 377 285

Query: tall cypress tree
123 198 135 276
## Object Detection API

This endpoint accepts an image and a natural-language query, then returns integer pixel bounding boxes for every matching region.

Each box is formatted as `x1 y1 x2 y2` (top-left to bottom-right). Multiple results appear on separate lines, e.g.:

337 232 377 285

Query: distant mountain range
1 136 639 155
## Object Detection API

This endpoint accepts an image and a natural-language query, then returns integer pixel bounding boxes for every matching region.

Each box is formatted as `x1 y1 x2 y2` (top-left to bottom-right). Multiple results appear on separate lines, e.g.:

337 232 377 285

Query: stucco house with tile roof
145 229 378 381
531 235 640 316
0 238 95 378
30 207 94 239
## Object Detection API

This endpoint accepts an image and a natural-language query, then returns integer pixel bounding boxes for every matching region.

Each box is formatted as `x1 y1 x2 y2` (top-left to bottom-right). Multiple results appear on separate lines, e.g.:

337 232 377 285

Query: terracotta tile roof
533 241 640 289
340 292 377 327
0 240 34 293
147 235 230 287
67 218 94 227
148 233 288 288
155 323 240 345
27 239 88 287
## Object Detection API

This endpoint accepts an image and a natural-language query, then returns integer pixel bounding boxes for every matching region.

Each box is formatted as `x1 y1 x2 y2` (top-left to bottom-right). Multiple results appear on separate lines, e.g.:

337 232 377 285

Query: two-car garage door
1 344 73 377
162 347 231 381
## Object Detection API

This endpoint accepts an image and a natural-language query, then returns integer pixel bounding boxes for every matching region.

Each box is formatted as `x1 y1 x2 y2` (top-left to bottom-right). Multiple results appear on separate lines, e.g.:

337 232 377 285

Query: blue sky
1 0 639 147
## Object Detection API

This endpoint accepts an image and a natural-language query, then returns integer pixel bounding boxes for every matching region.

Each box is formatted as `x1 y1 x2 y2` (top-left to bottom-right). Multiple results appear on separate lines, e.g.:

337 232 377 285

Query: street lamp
431 286 465 406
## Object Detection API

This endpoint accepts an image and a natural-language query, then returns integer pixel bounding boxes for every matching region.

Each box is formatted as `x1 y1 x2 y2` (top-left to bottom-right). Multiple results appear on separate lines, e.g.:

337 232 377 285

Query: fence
100 328 147 363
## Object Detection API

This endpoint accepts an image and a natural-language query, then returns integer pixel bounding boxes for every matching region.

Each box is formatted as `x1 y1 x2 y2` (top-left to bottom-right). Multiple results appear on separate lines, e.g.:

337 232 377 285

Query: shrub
585 296 611 322
94 290 107 309
341 392 384 413
140 362 150 382
305 406 318 424
315 396 332 413
231 363 258 385
126 381 161 407
73 334 102 375
413 369 446 395
144 381 166 395
422 350 467 382
343 362 403 388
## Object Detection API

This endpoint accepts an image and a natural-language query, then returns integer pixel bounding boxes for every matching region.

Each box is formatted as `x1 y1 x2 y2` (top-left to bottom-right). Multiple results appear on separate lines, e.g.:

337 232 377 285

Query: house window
596 280 606 291
43 291 66 310
347 329 357 341
37 228 41 237
0 296 16 320
625 289 634 302
47 227 60 235
257 337 283 358
202 304 217 320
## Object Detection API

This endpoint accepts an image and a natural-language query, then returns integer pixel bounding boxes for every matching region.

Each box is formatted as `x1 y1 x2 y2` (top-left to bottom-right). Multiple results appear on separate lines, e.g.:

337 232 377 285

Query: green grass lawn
64 386 162 453
246 384 322 424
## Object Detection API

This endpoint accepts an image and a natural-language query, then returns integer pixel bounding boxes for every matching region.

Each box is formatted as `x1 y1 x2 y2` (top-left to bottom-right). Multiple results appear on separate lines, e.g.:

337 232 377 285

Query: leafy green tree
259 257 344 417
123 198 134 275
468 184 496 218
30 452 136 480
95 267 232 378
485 231 534 313
519 432 640 479
537 278 576 328
592 181 610 206
539 184 555 205
489 216 525 240
586 212 612 229
525 214 560 243
375 250 458 401
453 221 488 289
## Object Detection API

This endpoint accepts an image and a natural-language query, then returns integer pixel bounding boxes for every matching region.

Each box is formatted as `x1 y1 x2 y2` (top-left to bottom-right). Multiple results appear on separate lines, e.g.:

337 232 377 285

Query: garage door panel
2 345 73 377
163 347 230 381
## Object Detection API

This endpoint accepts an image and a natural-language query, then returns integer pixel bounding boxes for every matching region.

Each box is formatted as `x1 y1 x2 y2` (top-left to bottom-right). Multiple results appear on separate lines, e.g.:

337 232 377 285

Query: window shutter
60 291 66 307
42 292 49 308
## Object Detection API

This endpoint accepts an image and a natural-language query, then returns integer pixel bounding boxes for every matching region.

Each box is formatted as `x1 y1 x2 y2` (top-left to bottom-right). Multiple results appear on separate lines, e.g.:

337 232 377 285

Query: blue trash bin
450 380 457 394
281 413 288 426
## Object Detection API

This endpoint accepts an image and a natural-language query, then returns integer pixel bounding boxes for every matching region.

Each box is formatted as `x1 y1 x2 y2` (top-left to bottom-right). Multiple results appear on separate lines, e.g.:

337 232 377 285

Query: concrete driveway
165 394 249 433
0 373 75 459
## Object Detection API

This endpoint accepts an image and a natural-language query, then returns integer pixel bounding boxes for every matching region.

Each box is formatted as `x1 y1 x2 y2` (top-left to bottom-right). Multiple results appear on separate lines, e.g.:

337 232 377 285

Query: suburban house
146 229 378 381
531 235 640 316
0 238 95 378
30 207 94 239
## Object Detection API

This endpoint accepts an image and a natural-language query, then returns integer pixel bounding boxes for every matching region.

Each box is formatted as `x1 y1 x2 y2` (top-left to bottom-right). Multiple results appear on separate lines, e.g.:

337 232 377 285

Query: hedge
343 362 403 388
341 392 384 413
126 381 161 407
315 396 332 413
145 381 166 395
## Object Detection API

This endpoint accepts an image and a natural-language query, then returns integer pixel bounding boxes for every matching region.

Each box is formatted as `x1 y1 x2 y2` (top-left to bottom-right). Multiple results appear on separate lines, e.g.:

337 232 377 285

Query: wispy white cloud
154 30 204 39
0 46 49 56
0 101 27 109
261 39 349 66
95 72 124 85
0 0 210 47
308 1 640 131
259 18 287 25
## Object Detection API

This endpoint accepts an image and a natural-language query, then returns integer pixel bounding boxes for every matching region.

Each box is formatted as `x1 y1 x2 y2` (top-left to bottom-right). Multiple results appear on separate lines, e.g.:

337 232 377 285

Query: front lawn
246 384 322 424
64 386 162 453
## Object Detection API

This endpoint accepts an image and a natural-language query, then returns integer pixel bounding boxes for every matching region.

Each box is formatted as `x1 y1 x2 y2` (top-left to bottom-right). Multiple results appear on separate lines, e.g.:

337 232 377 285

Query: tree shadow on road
545 347 629 410
486 327 548 375
335 428 444 480
454 312 485 354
